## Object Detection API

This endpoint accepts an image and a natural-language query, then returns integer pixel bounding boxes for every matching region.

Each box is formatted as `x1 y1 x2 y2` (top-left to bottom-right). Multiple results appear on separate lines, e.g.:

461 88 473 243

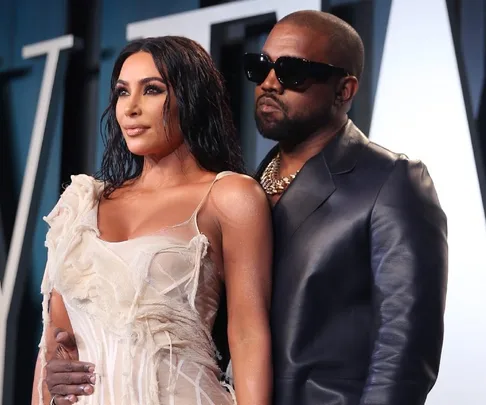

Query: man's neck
278 116 348 177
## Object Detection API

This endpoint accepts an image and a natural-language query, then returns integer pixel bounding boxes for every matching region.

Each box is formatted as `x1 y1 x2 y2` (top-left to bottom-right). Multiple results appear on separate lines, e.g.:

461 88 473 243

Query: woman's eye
144 84 164 95
115 87 129 97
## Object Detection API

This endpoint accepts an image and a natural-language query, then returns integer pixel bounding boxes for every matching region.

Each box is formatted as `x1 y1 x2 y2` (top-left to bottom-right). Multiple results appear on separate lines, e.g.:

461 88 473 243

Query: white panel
369 0 486 404
126 0 321 51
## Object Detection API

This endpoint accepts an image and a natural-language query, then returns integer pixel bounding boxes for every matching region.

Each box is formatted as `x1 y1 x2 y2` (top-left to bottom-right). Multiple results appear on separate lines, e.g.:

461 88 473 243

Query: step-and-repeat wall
1 0 485 403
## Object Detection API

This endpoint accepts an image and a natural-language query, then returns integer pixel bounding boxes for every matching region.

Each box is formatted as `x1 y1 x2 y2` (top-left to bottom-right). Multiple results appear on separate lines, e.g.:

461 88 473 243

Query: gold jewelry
260 153 299 195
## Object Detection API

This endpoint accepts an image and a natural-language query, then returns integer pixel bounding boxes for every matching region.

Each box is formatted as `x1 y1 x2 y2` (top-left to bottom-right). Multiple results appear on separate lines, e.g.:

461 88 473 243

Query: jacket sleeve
360 158 448 405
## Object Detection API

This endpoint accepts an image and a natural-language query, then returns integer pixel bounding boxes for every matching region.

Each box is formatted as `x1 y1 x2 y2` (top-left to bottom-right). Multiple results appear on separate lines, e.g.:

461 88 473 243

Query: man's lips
257 96 282 113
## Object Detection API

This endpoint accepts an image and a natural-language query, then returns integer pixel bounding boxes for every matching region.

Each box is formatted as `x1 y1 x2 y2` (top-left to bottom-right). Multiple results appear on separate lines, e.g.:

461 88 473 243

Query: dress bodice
37 173 236 405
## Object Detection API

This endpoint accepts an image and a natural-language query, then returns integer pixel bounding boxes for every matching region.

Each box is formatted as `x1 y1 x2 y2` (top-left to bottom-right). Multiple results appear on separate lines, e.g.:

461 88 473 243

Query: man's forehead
262 23 329 62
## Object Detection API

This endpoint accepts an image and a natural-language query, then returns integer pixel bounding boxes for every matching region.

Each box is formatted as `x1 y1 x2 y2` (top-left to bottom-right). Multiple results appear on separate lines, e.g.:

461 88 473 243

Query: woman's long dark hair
96 36 245 197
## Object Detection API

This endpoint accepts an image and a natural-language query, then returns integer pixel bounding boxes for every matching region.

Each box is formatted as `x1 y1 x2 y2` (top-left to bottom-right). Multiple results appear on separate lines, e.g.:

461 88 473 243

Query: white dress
37 173 236 405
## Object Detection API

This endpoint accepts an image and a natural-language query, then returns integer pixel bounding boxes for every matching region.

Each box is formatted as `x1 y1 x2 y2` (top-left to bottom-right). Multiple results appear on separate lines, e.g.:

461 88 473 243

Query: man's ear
335 75 359 105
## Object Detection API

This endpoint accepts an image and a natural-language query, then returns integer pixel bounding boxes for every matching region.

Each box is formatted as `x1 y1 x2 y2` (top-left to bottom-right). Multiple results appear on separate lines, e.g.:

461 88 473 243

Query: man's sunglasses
243 53 350 88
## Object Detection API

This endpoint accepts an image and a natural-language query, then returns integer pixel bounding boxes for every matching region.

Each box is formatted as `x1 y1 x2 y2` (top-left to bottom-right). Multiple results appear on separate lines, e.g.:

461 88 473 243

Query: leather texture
256 120 448 405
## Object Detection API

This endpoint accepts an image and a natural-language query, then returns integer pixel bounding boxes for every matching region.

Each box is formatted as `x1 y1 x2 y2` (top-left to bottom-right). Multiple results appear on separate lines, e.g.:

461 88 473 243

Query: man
42 10 448 405
245 10 447 405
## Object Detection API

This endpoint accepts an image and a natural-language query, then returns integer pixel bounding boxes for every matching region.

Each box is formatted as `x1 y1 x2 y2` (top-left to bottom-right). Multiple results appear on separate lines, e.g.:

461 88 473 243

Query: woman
31 36 272 405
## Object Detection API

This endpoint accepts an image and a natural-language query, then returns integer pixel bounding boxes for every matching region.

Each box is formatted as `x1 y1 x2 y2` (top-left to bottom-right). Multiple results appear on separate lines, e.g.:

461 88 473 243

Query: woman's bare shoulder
209 173 270 225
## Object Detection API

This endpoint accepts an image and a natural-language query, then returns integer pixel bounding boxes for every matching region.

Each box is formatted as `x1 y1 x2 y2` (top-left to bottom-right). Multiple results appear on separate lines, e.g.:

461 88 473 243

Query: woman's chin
126 146 148 156
126 145 173 160
126 140 162 156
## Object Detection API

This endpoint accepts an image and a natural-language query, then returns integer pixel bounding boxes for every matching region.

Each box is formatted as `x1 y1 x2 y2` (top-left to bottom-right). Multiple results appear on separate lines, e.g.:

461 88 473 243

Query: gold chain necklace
260 153 299 196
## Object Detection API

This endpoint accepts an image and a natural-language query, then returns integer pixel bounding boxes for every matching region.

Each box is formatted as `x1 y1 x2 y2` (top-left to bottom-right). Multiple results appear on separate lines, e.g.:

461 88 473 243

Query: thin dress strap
191 171 235 233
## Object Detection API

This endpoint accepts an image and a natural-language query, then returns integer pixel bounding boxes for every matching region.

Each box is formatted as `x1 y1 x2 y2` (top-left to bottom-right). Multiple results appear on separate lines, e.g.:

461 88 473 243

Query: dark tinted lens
275 57 309 86
243 54 270 84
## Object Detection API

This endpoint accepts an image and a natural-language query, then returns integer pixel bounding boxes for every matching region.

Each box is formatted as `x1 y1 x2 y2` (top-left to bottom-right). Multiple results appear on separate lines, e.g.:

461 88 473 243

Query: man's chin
255 113 303 142
257 119 286 141
258 123 296 142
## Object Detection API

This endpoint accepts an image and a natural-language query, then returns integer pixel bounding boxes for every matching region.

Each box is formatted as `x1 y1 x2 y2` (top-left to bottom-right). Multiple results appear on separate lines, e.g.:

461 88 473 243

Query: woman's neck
134 144 209 191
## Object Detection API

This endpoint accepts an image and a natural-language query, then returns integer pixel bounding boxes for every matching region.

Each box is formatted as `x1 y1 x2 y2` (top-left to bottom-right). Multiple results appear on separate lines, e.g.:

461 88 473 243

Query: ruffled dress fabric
37 173 236 405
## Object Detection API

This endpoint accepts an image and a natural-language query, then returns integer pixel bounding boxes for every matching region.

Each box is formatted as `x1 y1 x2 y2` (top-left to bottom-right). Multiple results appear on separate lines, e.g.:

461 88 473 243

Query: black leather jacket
257 120 448 405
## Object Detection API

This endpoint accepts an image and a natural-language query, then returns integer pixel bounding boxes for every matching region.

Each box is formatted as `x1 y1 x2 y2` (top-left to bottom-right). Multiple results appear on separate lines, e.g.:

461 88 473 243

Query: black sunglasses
243 53 349 88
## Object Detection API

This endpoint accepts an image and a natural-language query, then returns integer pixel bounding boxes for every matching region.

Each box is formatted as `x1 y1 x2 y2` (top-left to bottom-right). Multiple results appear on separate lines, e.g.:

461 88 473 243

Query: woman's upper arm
44 290 74 353
49 290 73 333
212 175 273 330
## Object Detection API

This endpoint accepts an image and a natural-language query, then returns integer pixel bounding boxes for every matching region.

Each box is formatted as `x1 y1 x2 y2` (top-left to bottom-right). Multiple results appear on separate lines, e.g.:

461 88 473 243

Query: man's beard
255 108 330 146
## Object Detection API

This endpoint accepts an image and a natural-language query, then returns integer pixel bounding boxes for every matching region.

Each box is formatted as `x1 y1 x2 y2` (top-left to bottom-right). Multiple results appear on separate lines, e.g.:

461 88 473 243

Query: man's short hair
278 10 365 80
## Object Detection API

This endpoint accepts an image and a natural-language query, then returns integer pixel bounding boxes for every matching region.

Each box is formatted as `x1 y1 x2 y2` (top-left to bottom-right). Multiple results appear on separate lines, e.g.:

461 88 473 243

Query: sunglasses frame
243 52 350 88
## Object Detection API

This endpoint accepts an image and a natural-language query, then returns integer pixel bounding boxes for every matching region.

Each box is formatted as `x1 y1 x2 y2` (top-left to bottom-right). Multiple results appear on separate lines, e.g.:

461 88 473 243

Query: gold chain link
260 153 299 196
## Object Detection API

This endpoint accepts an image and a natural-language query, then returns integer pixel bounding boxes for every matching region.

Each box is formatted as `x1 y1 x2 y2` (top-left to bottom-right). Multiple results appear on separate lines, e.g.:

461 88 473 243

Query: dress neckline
93 198 200 245
91 171 234 244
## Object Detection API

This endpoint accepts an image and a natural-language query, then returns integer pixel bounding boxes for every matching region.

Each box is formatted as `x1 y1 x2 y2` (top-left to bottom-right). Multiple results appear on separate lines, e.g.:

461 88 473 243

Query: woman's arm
213 174 273 405
31 290 75 405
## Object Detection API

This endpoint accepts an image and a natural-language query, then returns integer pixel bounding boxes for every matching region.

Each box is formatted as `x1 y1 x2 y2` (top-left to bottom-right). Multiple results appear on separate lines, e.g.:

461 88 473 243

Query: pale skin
32 51 273 405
